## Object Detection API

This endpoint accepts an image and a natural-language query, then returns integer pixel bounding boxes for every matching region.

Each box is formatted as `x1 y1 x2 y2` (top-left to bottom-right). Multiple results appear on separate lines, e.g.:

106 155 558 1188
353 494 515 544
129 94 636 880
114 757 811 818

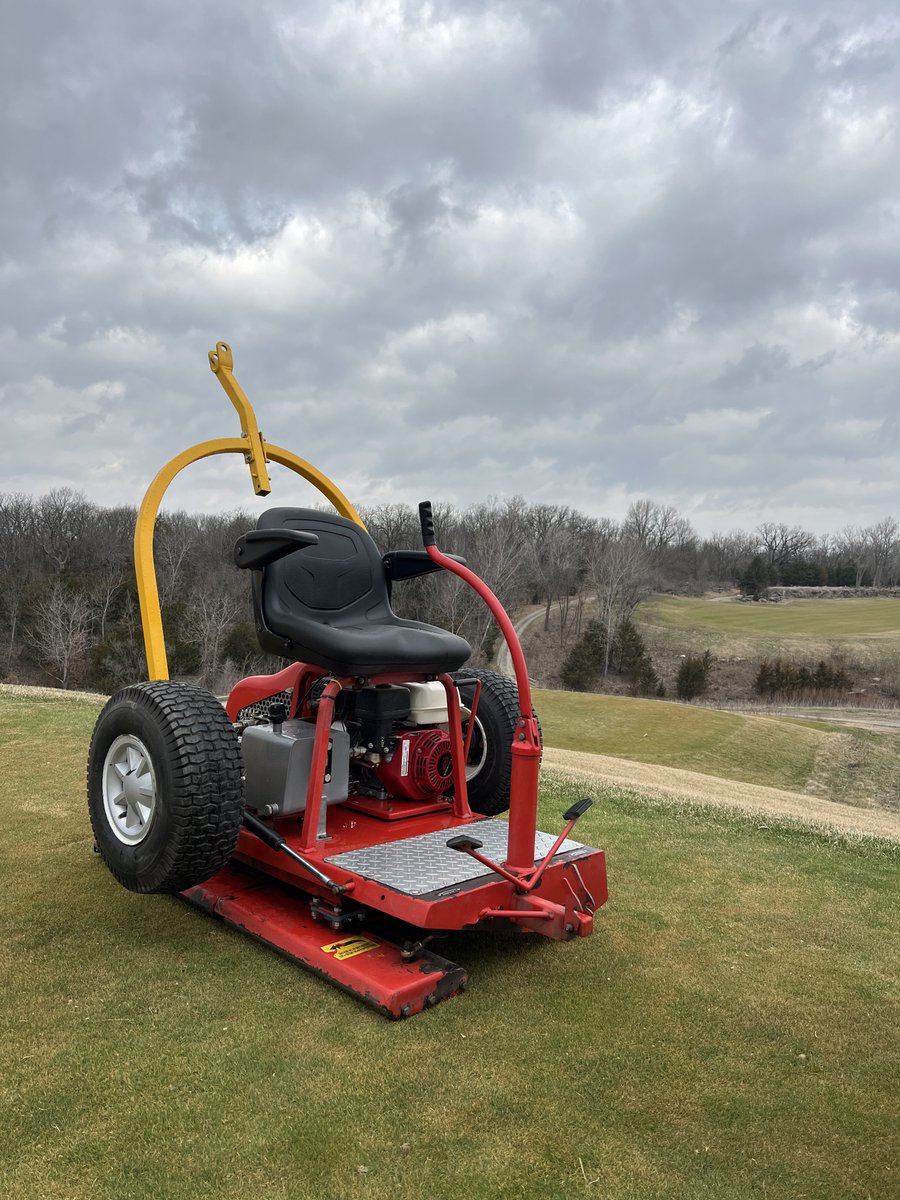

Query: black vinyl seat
249 508 472 677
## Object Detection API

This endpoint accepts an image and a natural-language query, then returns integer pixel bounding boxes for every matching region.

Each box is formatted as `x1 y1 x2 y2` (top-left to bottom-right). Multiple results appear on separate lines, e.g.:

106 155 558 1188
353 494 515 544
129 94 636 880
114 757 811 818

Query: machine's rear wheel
87 681 244 894
454 668 541 816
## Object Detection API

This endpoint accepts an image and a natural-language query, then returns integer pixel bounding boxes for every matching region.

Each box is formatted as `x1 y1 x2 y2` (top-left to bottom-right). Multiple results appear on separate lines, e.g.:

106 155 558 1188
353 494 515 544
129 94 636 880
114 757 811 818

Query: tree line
1 488 898 692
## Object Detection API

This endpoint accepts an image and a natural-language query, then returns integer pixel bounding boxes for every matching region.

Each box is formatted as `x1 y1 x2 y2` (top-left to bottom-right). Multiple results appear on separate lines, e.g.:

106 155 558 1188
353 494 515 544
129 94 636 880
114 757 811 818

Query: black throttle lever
418 500 436 548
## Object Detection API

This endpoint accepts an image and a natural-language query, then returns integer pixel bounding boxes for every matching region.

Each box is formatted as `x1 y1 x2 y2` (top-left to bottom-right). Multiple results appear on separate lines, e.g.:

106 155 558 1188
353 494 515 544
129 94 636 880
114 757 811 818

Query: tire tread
453 667 541 815
87 681 243 894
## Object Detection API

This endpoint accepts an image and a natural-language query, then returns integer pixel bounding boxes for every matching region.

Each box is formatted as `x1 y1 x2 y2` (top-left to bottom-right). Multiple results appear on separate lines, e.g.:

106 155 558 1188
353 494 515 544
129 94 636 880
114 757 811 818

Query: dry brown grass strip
542 746 900 841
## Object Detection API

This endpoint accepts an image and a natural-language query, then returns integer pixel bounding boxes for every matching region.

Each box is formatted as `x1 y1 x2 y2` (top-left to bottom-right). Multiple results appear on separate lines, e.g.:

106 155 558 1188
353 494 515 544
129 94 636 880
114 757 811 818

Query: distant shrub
754 658 853 699
826 564 873 587
740 555 774 599
611 619 644 675
560 619 607 691
223 622 260 665
778 560 827 587
561 618 663 695
613 619 664 697
676 650 713 701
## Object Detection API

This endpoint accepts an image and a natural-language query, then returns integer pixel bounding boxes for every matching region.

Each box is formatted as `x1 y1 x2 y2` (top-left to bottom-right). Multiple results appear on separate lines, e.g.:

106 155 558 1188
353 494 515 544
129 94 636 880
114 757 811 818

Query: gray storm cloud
1 0 898 533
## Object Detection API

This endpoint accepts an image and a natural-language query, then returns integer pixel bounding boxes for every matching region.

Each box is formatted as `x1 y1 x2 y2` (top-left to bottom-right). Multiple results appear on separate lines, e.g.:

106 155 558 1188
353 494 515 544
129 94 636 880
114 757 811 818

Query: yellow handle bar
134 343 365 681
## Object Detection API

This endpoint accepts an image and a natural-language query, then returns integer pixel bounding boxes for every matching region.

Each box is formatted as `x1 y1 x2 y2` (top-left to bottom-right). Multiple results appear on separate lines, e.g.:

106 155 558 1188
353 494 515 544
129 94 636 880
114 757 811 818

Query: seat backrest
256 508 392 627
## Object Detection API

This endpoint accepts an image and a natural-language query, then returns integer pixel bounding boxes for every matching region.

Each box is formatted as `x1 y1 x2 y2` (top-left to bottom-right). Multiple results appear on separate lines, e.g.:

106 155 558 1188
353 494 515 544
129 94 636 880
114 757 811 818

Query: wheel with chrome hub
102 734 158 844
87 680 244 894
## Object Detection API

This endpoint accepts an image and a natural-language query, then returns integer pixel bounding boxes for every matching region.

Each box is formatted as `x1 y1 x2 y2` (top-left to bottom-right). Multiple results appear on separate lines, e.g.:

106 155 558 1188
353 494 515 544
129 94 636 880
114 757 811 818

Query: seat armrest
382 550 467 582
234 529 319 570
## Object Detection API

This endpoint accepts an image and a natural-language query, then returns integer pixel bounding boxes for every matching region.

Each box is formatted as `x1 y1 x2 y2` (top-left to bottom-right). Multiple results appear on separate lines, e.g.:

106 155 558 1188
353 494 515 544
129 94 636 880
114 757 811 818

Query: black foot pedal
446 835 484 853
563 798 593 822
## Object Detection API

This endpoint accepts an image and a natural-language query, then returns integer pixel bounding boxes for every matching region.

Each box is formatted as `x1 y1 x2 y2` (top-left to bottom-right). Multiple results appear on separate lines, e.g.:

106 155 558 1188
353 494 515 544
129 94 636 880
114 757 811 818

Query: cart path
751 706 900 735
495 597 598 677
542 746 900 841
495 605 546 678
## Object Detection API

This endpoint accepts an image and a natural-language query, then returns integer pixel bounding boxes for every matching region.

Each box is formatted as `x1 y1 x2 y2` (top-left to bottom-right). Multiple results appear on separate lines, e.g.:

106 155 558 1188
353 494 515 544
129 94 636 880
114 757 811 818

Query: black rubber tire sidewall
87 682 243 894
454 668 541 816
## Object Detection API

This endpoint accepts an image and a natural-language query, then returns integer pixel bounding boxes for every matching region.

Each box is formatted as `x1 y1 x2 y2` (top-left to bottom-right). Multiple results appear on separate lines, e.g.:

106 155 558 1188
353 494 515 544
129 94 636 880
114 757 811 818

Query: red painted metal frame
424 544 542 873
197 529 609 1015
299 678 342 850
462 678 482 761
219 574 608 942
226 661 308 721
437 672 473 820
182 864 468 1018
341 795 451 821
230 802 607 940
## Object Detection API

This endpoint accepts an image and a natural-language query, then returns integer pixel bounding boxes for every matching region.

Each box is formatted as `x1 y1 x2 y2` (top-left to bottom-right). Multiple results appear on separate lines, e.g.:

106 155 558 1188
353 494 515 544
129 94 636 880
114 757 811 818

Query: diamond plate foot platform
324 818 585 897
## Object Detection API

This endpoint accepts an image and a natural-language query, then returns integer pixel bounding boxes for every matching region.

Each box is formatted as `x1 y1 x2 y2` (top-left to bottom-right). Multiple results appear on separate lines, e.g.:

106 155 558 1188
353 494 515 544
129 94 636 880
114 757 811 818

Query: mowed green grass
1 692 899 1200
639 595 900 642
534 687 900 806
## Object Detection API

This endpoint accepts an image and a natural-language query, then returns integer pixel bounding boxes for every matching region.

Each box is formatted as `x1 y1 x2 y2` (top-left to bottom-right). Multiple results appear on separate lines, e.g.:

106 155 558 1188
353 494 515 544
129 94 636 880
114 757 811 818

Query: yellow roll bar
134 342 365 681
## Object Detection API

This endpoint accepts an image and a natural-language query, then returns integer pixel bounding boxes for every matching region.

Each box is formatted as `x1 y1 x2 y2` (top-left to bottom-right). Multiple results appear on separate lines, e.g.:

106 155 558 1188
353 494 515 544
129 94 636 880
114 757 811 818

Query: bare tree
30 488 93 573
622 499 655 547
155 511 199 605
524 505 596 641
359 502 419 552
834 526 870 588
524 504 572 631
865 517 899 587
755 522 815 570
547 526 589 646
25 581 93 688
590 538 652 676
91 566 127 641
700 529 755 587
419 499 531 658
622 499 695 556
183 572 242 685
0 493 36 668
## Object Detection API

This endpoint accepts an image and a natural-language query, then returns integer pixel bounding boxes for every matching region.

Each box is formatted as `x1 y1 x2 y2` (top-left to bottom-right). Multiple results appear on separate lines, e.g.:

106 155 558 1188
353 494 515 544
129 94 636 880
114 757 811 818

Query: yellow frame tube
134 423 365 681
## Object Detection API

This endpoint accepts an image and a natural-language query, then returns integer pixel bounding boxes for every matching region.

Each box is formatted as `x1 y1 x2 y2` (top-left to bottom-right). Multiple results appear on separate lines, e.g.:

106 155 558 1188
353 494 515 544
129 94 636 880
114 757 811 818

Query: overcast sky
2 1 899 536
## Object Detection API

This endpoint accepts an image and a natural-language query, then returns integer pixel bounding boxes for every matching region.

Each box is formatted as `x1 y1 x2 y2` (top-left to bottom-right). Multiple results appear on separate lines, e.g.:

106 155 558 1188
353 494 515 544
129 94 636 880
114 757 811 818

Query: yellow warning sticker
320 936 380 960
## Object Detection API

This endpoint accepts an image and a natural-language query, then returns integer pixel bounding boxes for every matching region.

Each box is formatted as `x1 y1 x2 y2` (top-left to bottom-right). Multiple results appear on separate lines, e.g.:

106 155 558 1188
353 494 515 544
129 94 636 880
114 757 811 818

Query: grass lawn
2 691 898 1199
534 688 900 807
638 596 900 642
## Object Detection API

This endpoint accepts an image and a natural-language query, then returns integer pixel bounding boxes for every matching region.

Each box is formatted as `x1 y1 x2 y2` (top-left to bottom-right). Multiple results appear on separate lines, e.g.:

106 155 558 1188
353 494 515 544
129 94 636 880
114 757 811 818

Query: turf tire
87 681 244 894
453 667 541 816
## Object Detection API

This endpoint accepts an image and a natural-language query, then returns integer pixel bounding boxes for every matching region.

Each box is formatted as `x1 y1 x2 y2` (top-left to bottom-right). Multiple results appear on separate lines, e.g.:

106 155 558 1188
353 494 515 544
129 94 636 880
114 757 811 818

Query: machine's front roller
87 681 244 894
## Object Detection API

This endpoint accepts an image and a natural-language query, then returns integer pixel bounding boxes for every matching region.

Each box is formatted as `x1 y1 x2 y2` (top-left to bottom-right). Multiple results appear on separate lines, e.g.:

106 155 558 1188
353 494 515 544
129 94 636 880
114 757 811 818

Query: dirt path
542 746 900 841
761 707 900 735
495 605 546 677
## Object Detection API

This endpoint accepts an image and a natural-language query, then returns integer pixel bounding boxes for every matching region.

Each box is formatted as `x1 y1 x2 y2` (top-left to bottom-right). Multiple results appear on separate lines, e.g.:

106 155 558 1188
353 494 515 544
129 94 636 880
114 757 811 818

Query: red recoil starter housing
374 728 454 801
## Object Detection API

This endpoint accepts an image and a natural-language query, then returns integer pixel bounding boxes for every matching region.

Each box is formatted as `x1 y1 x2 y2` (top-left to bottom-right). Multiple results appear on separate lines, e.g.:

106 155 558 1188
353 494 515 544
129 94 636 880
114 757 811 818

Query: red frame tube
522 817 578 891
438 673 473 820
424 549 533 715
462 679 482 762
299 678 343 850
457 847 523 888
479 908 552 921
425 544 541 873
451 814 579 895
